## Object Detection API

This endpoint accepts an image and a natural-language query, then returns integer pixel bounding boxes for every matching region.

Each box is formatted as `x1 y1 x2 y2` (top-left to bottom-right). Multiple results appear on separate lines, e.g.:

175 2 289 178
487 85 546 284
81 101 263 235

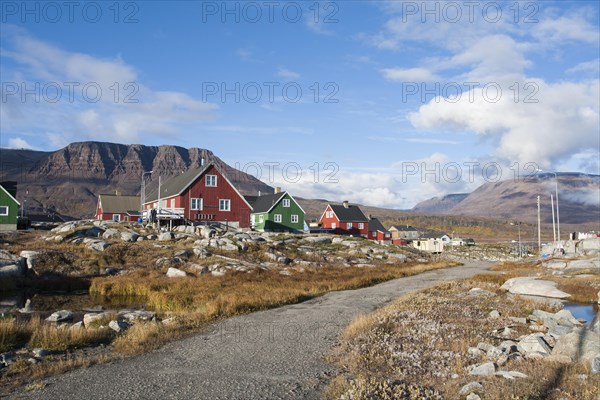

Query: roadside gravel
8 260 492 400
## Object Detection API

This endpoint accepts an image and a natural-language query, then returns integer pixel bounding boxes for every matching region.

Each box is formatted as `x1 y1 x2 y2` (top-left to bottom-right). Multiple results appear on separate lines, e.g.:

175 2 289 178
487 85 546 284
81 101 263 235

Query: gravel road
8 260 492 400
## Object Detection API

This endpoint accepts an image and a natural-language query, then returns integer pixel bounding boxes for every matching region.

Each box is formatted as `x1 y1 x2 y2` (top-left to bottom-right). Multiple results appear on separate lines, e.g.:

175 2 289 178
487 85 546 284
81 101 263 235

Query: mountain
414 173 600 226
0 142 273 218
412 193 469 214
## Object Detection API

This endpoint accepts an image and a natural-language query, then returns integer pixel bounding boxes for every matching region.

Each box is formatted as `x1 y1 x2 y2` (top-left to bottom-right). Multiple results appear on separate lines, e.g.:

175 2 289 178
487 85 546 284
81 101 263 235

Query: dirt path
8 261 493 400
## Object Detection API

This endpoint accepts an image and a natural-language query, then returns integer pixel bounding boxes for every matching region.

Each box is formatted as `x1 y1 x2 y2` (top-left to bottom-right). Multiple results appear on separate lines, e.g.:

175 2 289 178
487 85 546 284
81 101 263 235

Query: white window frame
358 223 364 229
112 214 121 222
347 222 353 229
282 199 290 207
259 215 264 223
219 199 231 211
274 214 282 223
291 214 298 223
206 175 217 187
0 206 8 216
331 223 336 229
169 198 175 208
191 198 203 211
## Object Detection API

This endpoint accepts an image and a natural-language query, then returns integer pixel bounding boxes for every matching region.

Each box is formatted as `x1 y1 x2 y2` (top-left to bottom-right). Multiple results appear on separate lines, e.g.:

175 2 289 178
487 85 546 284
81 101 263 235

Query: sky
1 0 599 208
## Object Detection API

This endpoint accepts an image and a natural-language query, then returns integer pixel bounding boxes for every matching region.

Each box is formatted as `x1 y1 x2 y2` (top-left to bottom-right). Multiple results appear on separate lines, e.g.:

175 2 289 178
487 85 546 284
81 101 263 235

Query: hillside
0 142 273 218
412 193 469 213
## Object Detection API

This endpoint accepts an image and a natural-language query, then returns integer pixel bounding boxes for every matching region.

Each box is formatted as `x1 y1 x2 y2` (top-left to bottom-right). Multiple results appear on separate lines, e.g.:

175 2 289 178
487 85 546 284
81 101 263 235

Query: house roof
420 231 449 239
246 192 306 214
145 163 211 203
144 162 253 209
99 194 140 215
389 225 419 232
325 203 369 222
368 218 388 233
0 184 20 206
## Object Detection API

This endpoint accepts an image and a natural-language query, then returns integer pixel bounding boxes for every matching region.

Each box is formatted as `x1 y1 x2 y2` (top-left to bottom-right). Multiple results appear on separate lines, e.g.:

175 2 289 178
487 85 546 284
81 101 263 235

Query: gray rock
158 232 174 241
565 259 600 271
86 240 109 252
19 299 32 313
592 357 600 374
469 362 496 376
517 334 552 356
166 267 187 278
120 231 139 242
466 394 481 400
551 330 600 362
174 249 192 258
83 312 109 327
459 381 483 396
0 263 25 277
489 310 501 318
509 316 527 324
19 250 40 269
499 341 518 354
46 310 74 323
85 227 105 237
501 277 571 299
102 228 120 239
109 319 129 333
189 264 209 275
468 347 484 357
545 261 567 270
118 310 155 322
156 257 184 268
32 348 49 358
387 253 407 262
211 270 226 277
302 236 332 244
193 247 211 257
0 352 15 367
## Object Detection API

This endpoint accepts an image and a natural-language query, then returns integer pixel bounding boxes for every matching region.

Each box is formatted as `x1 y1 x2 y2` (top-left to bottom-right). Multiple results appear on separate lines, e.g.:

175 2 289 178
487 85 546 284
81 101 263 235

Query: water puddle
563 301 599 326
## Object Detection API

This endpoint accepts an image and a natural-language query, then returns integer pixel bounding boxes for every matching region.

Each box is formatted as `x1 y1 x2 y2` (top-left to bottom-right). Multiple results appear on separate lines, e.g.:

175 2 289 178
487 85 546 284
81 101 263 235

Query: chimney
275 187 281 194
368 214 372 220
343 200 349 208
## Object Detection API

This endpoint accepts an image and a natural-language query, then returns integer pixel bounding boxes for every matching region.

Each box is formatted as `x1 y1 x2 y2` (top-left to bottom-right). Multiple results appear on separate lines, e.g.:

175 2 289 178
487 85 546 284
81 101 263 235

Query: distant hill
413 173 600 226
0 142 273 218
412 193 469 213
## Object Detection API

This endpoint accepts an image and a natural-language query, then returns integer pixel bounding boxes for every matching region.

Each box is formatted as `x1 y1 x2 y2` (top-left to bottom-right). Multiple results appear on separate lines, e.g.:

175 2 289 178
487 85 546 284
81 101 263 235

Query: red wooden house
368 217 391 242
95 194 141 222
319 201 369 237
143 163 252 228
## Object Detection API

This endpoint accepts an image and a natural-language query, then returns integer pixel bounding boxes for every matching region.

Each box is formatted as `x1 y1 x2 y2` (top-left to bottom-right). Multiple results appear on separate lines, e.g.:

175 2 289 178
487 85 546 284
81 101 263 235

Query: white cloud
0 27 218 148
7 137 35 149
381 67 439 82
277 68 301 80
532 10 600 44
567 59 600 75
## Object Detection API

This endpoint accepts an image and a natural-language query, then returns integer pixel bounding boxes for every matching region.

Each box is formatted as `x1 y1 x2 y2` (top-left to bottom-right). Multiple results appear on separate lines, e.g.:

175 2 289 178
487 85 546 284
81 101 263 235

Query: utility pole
550 194 556 243
537 195 541 255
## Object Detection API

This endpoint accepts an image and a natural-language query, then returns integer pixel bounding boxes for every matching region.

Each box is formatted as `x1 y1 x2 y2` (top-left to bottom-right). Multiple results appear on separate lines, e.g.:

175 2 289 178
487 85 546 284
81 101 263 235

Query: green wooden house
0 183 20 231
246 191 305 233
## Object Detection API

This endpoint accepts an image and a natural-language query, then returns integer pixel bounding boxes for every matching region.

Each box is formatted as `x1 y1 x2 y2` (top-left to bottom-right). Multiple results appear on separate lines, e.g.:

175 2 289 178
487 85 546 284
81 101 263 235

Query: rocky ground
330 279 600 400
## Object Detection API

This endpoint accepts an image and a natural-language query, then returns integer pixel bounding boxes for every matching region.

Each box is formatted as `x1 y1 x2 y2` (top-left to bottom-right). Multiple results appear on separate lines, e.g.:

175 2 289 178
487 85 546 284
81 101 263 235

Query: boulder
469 362 496 376
0 250 25 268
0 263 25 277
46 310 74 323
565 259 600 271
190 264 209 275
32 348 49 358
517 334 552 356
109 320 129 333
120 231 139 242
466 394 481 400
459 382 483 396
501 277 571 299
83 312 109 327
302 236 332 244
85 227 105 237
102 228 121 239
387 253 407 262
118 310 155 322
551 330 600 362
86 240 109 252
489 310 501 318
156 257 184 268
19 251 40 269
545 261 566 270
592 357 600 374
199 227 216 239
158 232 174 241
166 267 187 278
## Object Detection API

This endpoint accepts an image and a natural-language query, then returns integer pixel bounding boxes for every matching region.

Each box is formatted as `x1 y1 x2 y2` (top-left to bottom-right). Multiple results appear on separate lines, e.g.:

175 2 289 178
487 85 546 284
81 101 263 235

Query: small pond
563 301 599 326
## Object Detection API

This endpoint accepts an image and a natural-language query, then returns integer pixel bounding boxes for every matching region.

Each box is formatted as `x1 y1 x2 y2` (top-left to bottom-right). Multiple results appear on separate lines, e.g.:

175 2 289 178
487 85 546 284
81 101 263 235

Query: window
331 223 336 229
112 214 121 222
385 233 391 238
291 215 299 223
358 223 364 229
169 198 175 208
191 198 203 210
0 206 8 216
326 211 332 218
206 175 217 187
282 199 290 207
347 222 353 229
219 199 230 211
274 214 282 223
259 215 264 223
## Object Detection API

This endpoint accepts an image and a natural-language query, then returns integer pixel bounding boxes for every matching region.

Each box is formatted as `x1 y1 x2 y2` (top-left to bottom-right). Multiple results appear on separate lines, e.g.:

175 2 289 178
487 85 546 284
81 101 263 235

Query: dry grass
0 318 30 353
330 279 600 400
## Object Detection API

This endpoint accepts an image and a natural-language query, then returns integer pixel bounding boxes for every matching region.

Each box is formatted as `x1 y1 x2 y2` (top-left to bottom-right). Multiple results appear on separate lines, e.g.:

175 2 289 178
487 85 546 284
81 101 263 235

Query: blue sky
1 1 599 207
